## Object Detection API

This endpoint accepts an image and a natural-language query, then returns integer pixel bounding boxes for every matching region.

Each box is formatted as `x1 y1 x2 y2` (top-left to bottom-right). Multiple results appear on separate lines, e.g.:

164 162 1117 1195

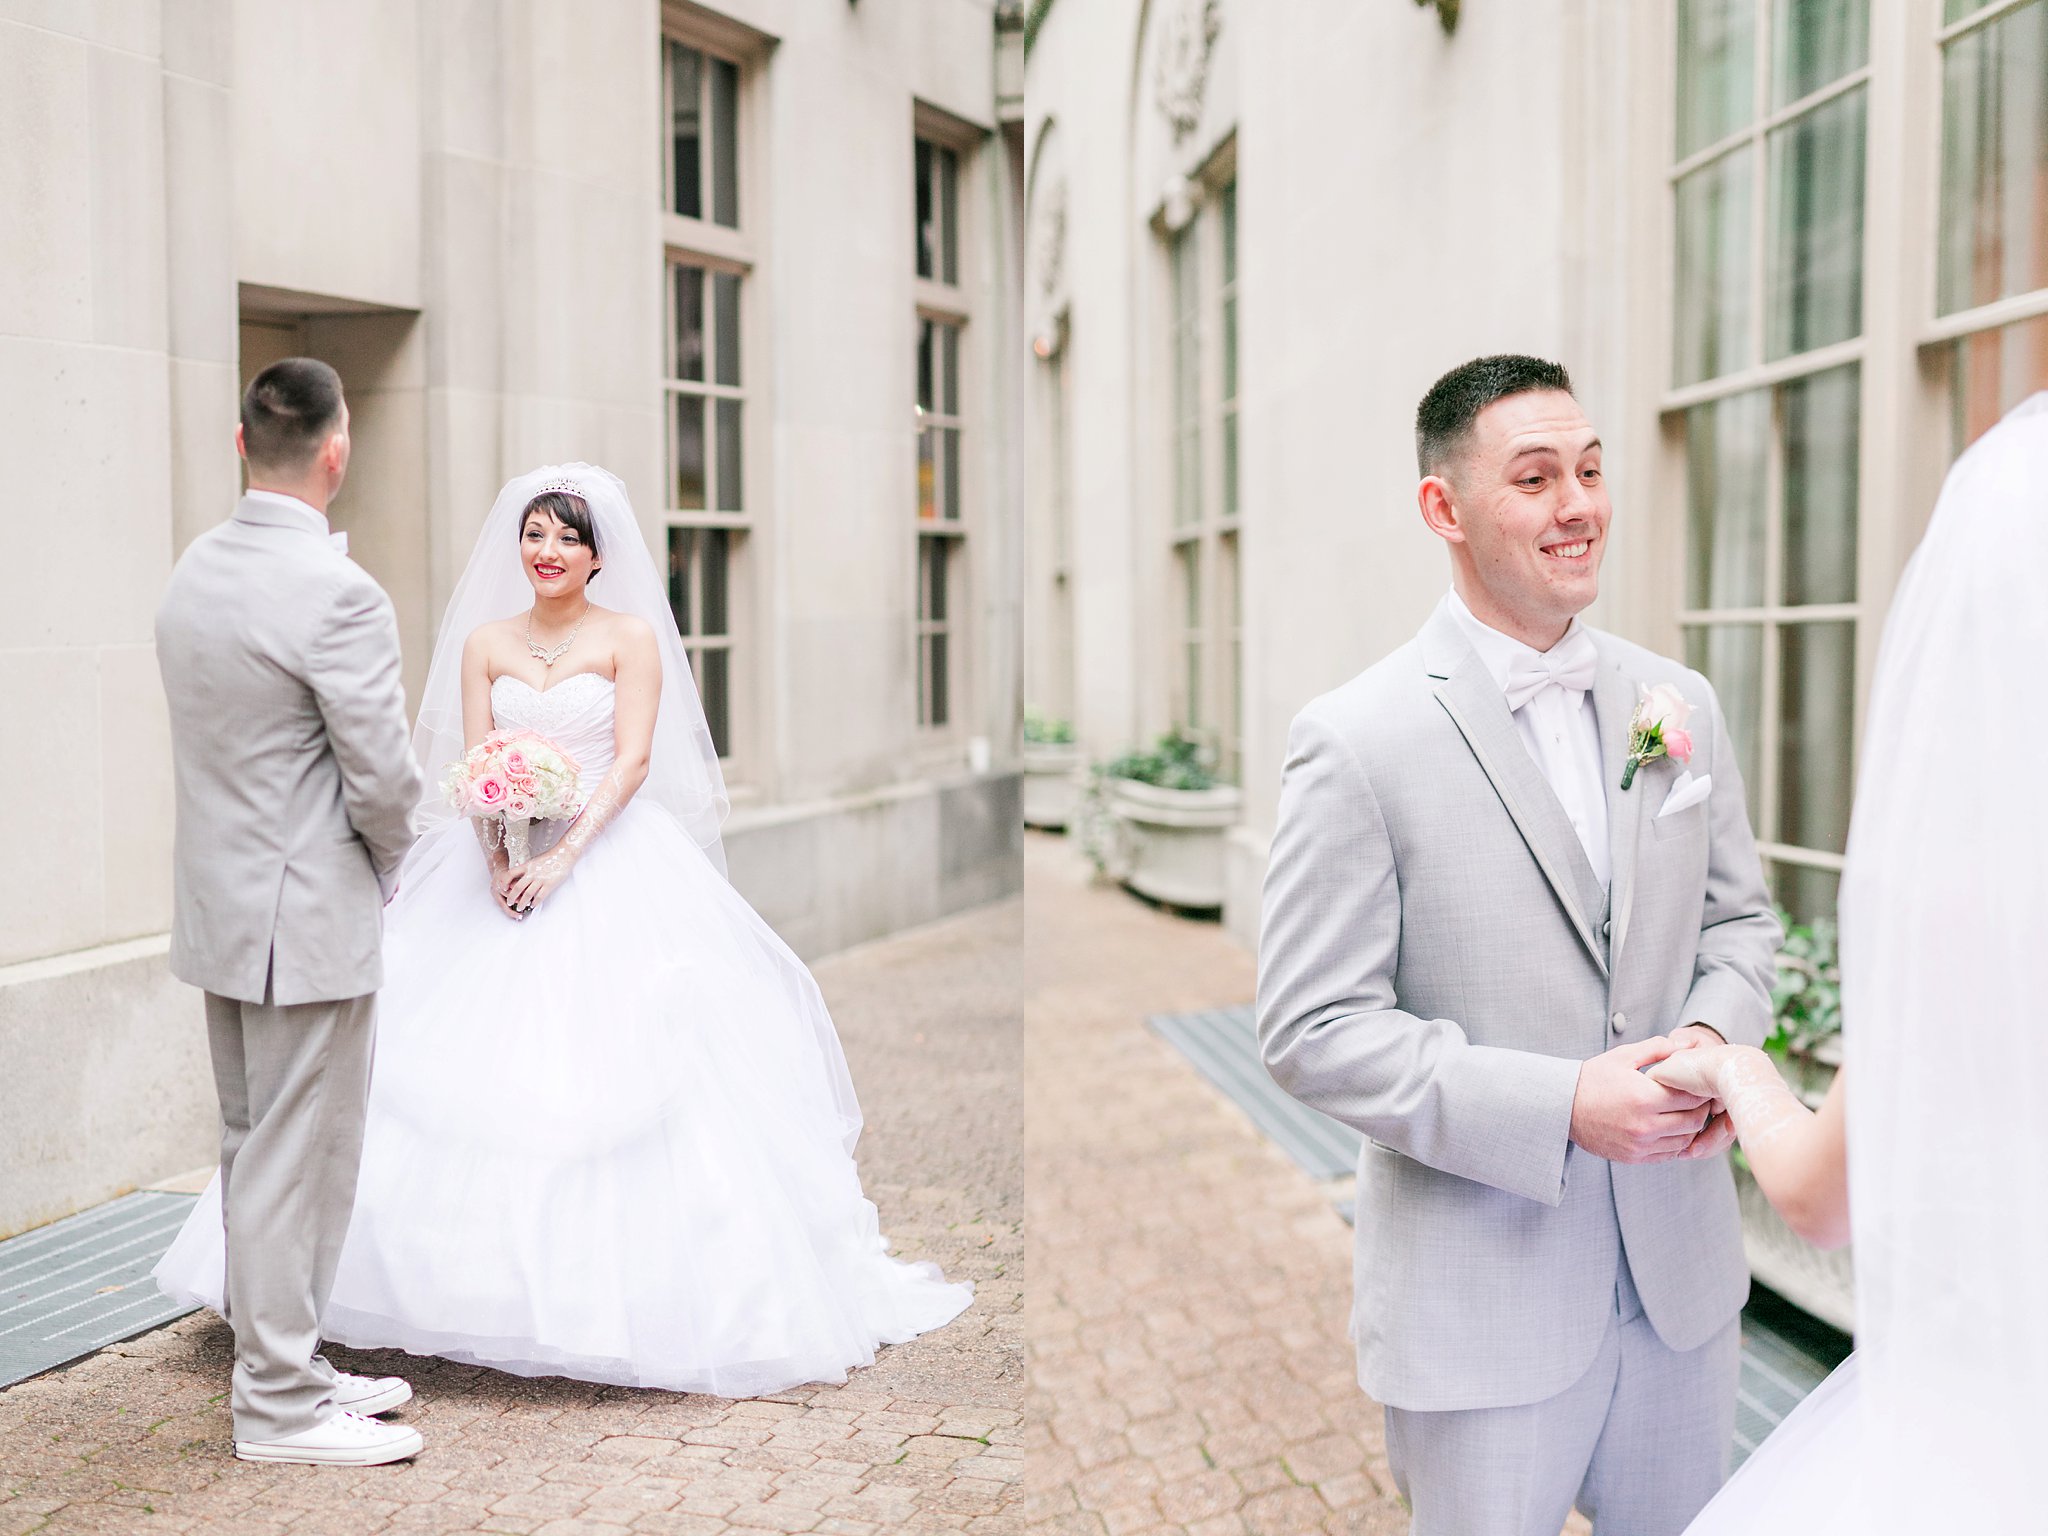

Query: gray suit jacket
155 497 421 1006
1257 598 1780 1412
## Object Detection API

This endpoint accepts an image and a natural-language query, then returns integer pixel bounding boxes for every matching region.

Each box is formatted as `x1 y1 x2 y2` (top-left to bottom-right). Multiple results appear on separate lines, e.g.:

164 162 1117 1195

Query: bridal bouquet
441 730 582 864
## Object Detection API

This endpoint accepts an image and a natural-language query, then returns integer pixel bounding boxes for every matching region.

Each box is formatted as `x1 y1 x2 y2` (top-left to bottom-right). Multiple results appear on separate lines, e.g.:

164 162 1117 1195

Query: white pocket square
1656 771 1712 818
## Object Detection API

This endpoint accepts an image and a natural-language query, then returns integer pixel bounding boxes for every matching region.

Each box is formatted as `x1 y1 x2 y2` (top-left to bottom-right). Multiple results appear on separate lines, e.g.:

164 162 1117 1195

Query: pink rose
504 748 531 778
508 771 538 795
469 772 509 812
504 791 535 819
1663 728 1694 764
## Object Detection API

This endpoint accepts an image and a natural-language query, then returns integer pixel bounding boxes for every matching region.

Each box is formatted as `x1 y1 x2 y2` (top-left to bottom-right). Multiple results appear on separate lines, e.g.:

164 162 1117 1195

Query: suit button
1602 919 1613 937
1611 1011 1627 1033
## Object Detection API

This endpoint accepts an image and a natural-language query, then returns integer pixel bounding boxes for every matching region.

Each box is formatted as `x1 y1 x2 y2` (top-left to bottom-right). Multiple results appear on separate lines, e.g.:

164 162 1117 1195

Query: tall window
1167 177 1243 783
664 39 738 227
1935 0 2048 453
917 317 964 727
1671 1 1869 925
915 132 969 731
662 33 752 763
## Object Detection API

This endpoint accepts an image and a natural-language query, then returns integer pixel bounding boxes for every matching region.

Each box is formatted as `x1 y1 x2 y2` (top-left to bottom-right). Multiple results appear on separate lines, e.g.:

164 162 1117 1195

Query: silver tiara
535 478 583 498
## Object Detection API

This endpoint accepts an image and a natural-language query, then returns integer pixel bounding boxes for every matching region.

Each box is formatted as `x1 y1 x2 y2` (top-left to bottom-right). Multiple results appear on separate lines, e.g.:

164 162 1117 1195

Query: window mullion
1758 383 1787 849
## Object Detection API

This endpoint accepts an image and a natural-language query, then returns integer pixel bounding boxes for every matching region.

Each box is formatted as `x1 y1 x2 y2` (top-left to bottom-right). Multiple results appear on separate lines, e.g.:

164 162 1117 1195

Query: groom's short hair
1416 354 1574 479
241 358 345 473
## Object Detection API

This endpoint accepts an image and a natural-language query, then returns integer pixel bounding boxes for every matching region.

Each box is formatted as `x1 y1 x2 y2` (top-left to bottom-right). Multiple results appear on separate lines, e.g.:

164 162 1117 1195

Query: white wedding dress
1678 396 2048 1531
155 468 972 1398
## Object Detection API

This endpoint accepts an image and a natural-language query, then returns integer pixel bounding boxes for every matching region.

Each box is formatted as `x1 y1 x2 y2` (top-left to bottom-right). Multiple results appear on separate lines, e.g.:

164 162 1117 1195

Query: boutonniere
1621 682 1695 790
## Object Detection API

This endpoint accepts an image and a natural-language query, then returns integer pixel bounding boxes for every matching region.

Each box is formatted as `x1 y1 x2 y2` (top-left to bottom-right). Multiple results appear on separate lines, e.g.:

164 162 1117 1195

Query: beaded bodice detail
490 672 618 791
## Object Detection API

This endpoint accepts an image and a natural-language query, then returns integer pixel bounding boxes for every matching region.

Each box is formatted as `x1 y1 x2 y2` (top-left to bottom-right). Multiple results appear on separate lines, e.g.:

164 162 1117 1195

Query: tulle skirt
1683 1354 1861 1535
154 805 972 1397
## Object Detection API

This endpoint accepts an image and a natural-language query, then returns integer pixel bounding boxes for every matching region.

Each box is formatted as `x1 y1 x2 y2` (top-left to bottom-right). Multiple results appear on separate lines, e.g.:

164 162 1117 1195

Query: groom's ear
1418 475 1466 545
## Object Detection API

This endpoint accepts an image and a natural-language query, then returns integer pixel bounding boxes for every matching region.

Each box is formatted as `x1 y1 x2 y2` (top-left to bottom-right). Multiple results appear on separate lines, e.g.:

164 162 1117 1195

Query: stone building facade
1024 0 2046 944
1 0 1025 1237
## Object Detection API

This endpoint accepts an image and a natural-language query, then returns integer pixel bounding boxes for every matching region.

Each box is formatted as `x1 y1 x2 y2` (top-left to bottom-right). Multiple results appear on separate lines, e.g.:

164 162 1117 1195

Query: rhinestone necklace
524 605 590 668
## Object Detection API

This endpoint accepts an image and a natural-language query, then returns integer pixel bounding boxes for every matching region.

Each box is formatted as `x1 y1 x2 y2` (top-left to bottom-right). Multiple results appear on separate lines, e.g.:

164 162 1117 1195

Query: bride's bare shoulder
463 616 521 660
587 605 655 645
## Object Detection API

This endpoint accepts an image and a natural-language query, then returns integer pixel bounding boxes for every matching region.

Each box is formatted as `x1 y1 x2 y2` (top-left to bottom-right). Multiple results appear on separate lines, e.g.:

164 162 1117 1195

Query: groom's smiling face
1426 389 1610 646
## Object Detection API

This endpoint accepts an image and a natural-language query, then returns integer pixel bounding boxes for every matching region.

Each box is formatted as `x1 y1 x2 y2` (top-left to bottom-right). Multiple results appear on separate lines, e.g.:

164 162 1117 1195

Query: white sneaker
332 1370 413 1416
235 1410 424 1466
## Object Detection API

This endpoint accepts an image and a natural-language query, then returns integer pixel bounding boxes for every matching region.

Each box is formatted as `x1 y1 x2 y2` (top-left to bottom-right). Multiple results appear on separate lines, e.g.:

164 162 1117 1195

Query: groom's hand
1569 1036 1715 1164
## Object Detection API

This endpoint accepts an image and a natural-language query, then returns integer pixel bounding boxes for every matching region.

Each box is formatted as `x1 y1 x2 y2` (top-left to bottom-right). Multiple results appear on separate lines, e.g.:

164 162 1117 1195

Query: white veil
410 463 730 875
1838 393 2048 1525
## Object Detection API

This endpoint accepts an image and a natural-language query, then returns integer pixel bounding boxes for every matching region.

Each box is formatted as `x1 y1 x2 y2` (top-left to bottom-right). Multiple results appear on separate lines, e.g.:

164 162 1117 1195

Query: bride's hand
500 847 573 917
1646 1044 1740 1100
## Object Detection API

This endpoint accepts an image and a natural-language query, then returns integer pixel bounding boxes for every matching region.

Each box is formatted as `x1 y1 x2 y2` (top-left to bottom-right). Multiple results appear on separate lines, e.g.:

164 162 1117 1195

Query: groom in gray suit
1258 356 1780 1534
156 358 424 1465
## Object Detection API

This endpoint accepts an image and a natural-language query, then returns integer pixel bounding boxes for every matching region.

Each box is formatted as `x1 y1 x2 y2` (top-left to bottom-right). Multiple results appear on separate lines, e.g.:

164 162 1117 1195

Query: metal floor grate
1146 1003 1853 1472
0 1191 201 1388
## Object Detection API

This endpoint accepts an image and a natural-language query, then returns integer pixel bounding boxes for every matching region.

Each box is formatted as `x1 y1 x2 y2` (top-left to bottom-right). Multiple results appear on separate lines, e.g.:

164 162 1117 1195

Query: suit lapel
1423 604 1609 978
1592 641 1648 965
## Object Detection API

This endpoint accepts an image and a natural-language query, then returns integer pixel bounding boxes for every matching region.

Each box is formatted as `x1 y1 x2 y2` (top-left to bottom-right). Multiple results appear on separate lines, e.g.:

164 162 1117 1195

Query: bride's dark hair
519 489 602 580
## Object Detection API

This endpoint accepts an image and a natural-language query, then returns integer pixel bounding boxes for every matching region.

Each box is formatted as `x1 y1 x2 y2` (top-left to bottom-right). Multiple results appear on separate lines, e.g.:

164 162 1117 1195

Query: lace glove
471 816 522 920
1649 1044 1808 1152
500 767 628 916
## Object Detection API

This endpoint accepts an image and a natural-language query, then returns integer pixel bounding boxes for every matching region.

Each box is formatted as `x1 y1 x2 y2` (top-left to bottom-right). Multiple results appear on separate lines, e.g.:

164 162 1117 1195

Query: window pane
1222 181 1237 285
668 41 702 220
1677 0 1756 157
940 426 960 522
1771 859 1840 927
715 397 743 512
917 425 936 522
941 322 960 415
1777 619 1855 854
1765 86 1866 360
1674 149 1755 385
1684 624 1764 824
939 146 958 285
917 319 935 413
710 56 739 229
1781 364 1859 605
670 394 706 511
713 272 741 386
1938 0 2048 316
701 528 729 635
1771 0 1868 108
1172 222 1201 527
1685 389 1769 610
915 140 936 280
667 527 695 635
1951 312 2048 455
930 632 950 726
698 647 731 757
920 536 949 623
1223 408 1239 519
672 263 705 383
1223 293 1238 400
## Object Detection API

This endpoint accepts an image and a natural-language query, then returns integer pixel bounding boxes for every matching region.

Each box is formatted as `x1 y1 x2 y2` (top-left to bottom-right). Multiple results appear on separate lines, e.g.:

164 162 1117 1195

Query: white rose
1641 682 1694 735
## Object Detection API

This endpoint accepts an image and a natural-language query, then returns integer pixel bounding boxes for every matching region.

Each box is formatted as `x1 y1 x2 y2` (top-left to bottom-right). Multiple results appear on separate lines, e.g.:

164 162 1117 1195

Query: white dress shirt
1447 589 1611 890
245 488 346 554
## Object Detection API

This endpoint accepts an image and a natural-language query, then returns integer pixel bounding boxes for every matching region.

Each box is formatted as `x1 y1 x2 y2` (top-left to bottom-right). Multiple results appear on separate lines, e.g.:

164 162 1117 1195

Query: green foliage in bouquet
1023 708 1076 746
1098 729 1216 793
1766 904 1843 1058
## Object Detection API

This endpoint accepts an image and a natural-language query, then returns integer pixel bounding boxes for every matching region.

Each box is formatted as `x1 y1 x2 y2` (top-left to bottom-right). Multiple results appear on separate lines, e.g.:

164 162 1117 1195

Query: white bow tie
329 530 349 556
1502 629 1597 713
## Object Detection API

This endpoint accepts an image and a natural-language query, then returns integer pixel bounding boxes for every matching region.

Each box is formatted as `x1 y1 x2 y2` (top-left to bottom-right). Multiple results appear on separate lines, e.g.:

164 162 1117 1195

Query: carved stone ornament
1032 179 1068 300
1415 0 1460 35
1154 0 1221 144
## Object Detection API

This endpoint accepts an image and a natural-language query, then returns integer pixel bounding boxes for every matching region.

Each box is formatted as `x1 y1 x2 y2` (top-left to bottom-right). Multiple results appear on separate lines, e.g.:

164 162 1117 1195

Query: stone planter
1022 742 1083 830
1736 1038 1853 1333
1107 778 1242 910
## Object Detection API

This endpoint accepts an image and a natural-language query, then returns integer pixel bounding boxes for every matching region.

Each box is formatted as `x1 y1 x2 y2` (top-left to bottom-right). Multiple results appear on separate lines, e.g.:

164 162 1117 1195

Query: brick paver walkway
1024 836 1590 1536
0 897 1022 1536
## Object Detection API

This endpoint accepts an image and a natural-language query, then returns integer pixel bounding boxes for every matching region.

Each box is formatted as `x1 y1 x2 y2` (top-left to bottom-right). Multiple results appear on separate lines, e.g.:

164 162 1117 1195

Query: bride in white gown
156 464 973 1397
1645 395 2048 1532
